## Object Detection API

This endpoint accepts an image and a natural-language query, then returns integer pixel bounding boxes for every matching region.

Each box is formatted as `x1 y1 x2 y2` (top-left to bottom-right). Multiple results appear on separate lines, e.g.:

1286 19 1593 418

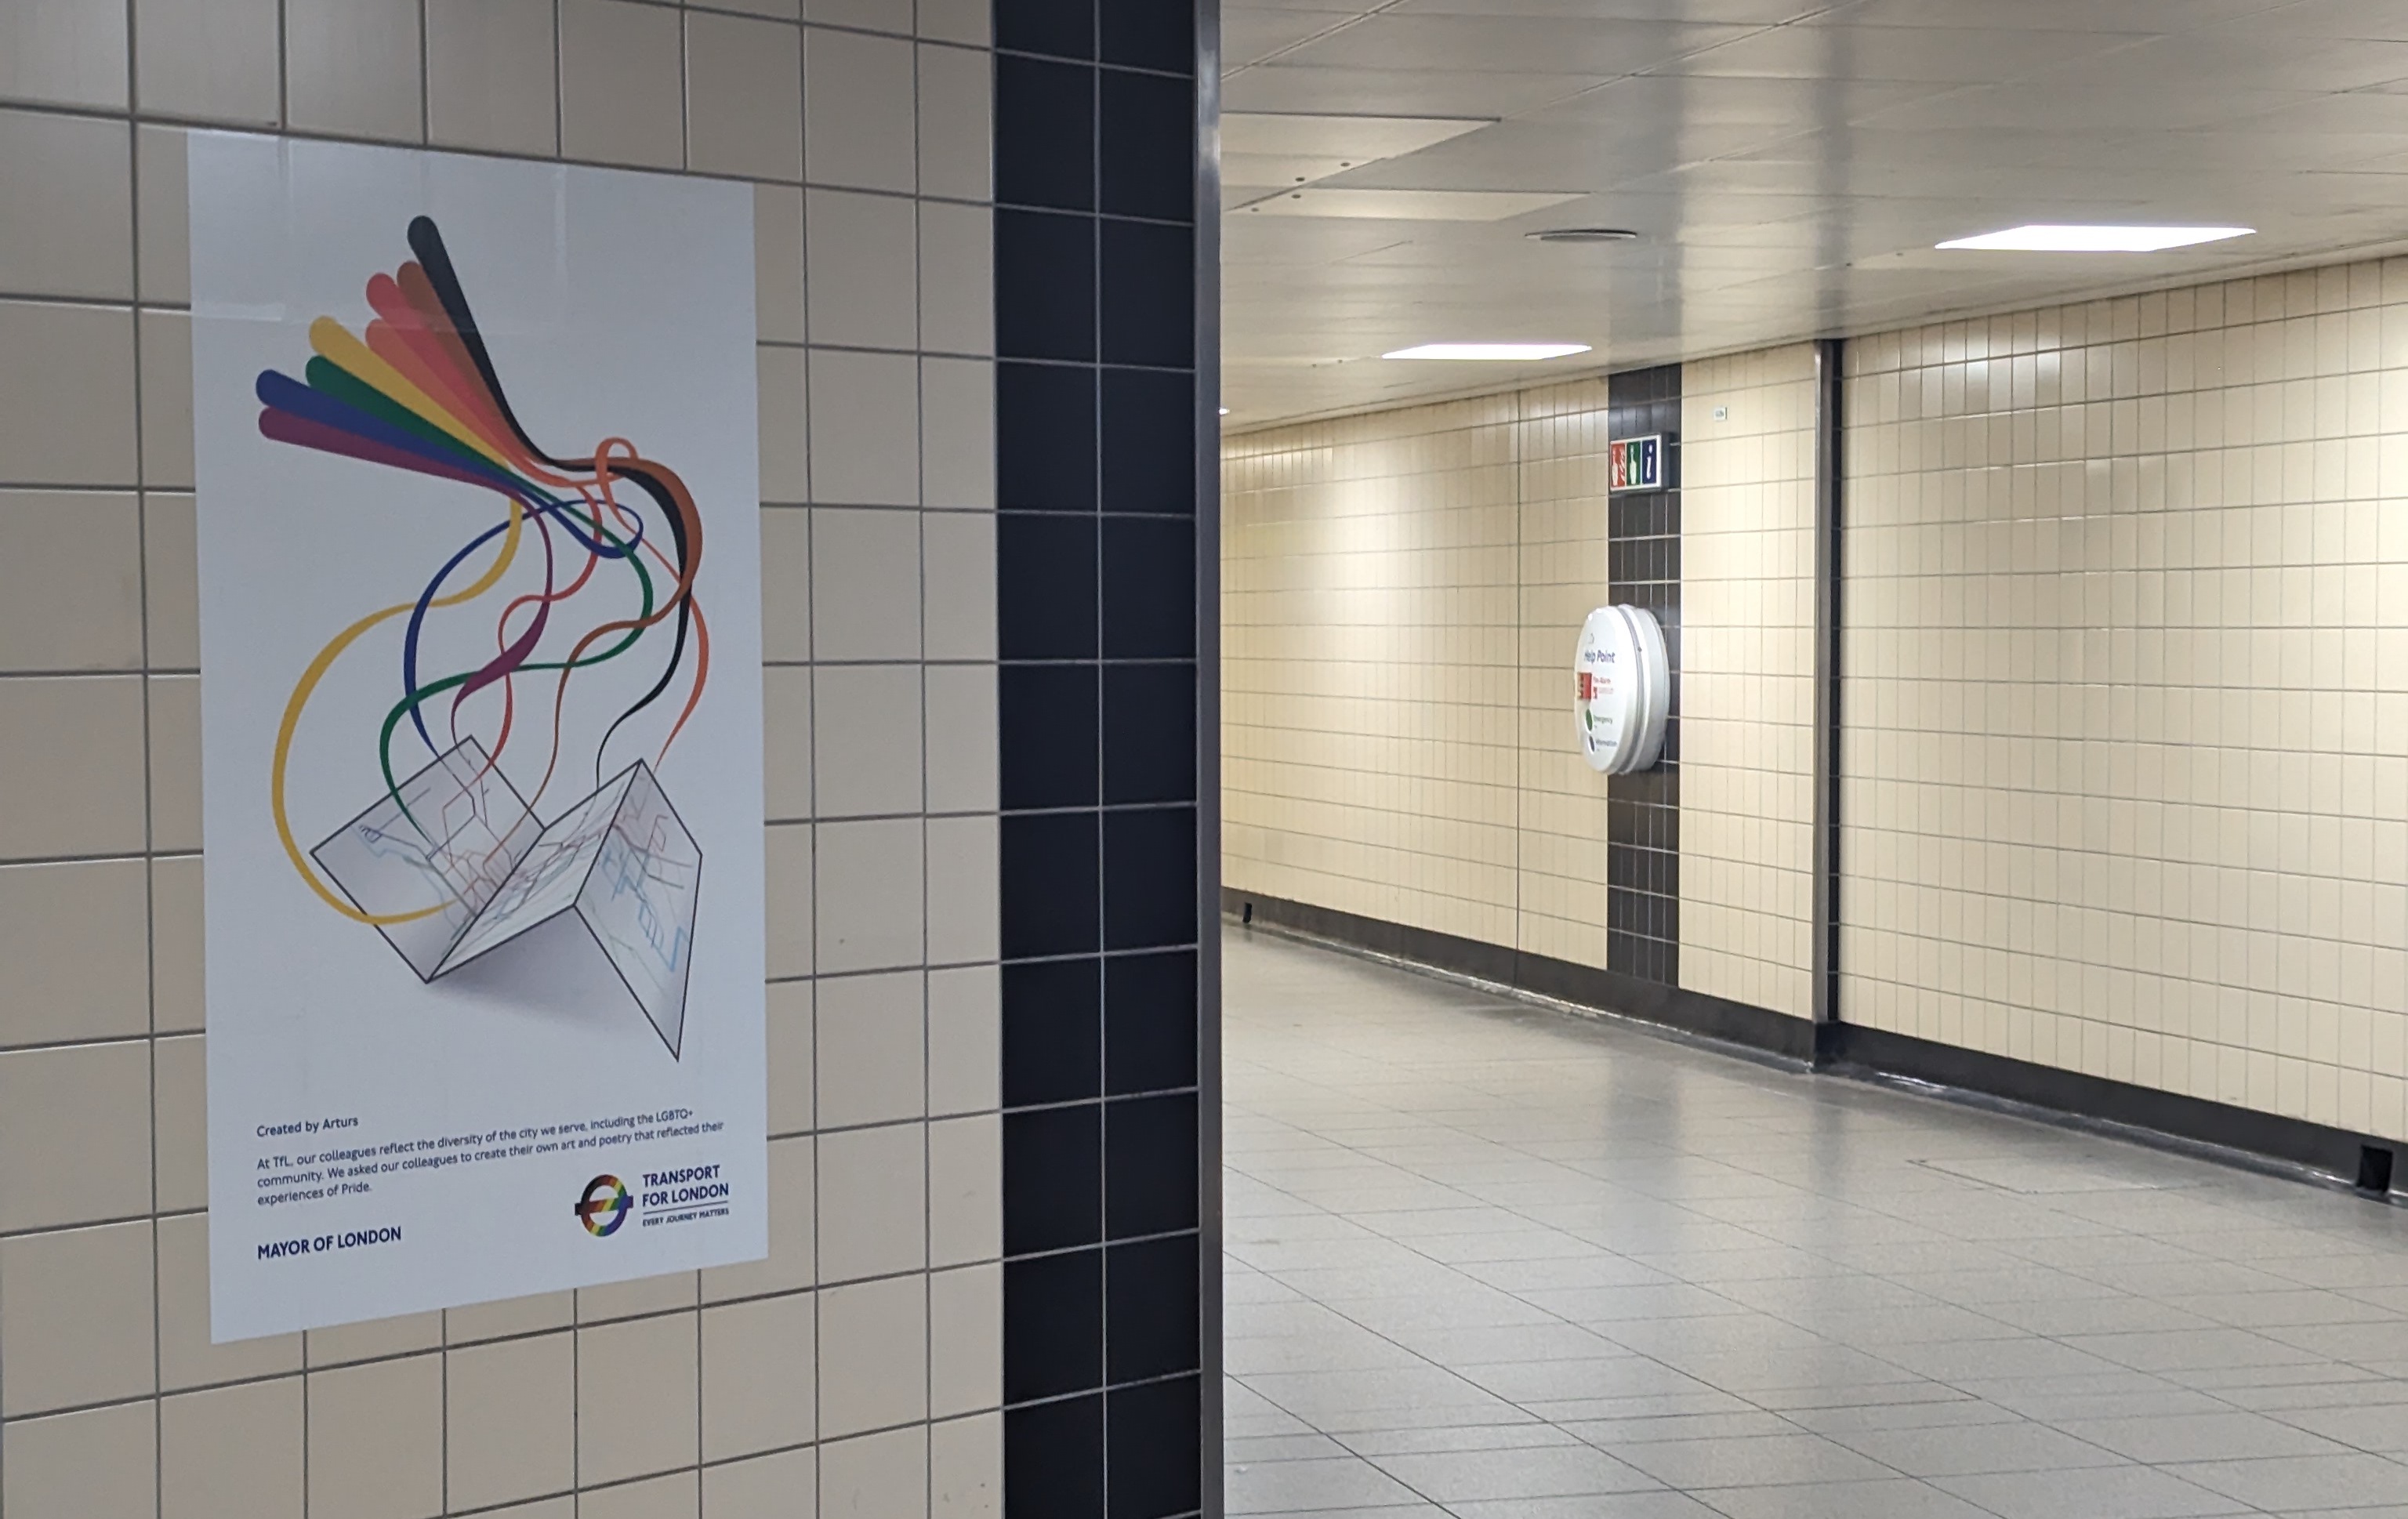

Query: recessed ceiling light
1218 407 1231 415
1937 224 2254 252
1528 227 1638 244
1384 343 1592 361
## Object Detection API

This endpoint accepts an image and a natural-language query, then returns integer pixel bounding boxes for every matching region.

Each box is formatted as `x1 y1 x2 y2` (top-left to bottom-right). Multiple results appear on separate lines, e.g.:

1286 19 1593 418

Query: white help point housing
1574 604 1670 776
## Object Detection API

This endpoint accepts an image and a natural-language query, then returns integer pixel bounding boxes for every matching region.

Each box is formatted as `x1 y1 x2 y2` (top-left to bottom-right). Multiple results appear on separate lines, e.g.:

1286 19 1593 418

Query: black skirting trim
1224 889 1817 1064
1226 888 2403 1198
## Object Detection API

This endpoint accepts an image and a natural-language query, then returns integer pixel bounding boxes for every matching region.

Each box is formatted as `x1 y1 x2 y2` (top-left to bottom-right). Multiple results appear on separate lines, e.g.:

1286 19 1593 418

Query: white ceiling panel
1271 16 1761 74
1237 187 1590 219
1218 0 2408 426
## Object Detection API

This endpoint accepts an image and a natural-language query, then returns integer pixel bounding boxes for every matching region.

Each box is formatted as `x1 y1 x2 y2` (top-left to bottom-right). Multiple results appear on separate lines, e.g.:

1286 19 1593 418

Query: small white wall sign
1574 604 1670 774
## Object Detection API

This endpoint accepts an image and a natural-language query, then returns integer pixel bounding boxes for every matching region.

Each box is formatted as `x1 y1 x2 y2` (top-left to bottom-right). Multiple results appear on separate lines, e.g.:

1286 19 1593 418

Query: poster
190 136 767 1341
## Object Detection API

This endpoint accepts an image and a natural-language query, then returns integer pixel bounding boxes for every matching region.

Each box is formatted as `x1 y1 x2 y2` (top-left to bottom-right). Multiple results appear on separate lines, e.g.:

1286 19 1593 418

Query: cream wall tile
0 302 137 488
147 673 201 851
0 1041 150 1230
0 0 129 111
919 203 995 357
704 1447 818 1519
928 1263 1000 1416
2 1402 156 1519
687 11 804 182
923 510 997 660
702 1291 817 1459
807 188 919 350
426 0 560 157
805 29 918 192
767 821 816 978
927 814 999 965
916 44 992 203
306 1354 442 1519
285 0 423 141
447 1332 575 1508
0 111 132 299
764 663 815 821
762 505 812 654
927 663 999 813
818 1276 927 1437
927 964 1000 1115
756 183 807 345
917 0 990 46
160 1378 303 1519
133 0 278 125
578 1314 701 1485
818 816 925 970
818 1121 927 1282
930 1412 1001 1518
923 358 998 509
762 347 811 502
135 125 189 304
811 350 923 505
582 1474 700 1519
814 507 922 659
304 1310 441 1368
821 1425 929 1519
139 309 193 488
927 1114 998 1267
0 1220 155 1415
144 491 199 668
576 1269 697 1325
768 979 816 1137
817 970 926 1129
150 854 203 1032
559 0 685 170
0 859 149 1046
810 0 909 33
815 663 925 818
153 1033 205 1209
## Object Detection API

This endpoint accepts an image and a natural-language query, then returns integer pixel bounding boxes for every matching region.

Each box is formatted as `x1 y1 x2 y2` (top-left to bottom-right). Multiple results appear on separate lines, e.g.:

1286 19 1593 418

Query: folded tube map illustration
257 215 711 1057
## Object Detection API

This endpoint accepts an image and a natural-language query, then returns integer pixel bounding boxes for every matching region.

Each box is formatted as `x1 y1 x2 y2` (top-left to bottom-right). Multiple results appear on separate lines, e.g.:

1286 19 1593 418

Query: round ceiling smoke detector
1529 227 1639 244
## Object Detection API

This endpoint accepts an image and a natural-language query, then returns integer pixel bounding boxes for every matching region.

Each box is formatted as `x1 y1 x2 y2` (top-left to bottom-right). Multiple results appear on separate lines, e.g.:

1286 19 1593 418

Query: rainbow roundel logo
575 1175 631 1237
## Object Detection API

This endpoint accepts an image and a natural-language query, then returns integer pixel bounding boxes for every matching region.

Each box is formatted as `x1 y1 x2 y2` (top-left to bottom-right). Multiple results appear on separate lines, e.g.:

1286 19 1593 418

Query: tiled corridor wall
1224 372 1811 1006
1678 347 1819 1020
1843 263 2408 1144
0 2 1016 1515
1223 396 1523 949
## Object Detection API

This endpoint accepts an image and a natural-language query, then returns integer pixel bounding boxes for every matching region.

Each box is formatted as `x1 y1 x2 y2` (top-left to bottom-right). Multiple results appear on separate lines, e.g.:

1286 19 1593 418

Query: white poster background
190 136 767 1341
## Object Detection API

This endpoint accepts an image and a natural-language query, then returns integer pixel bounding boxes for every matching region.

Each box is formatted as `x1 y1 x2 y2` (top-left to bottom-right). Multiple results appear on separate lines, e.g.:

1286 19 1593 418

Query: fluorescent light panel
1938 224 2254 252
1384 343 1591 361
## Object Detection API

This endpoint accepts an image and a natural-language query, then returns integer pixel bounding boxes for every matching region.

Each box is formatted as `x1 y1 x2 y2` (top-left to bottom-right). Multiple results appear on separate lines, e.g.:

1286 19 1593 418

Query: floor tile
1930 1463 2249 1519
1220 932 2408 1519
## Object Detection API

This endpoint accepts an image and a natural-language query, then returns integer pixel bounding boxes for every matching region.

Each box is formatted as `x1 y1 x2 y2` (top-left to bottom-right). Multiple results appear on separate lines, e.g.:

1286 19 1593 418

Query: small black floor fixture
2359 1144 2395 1196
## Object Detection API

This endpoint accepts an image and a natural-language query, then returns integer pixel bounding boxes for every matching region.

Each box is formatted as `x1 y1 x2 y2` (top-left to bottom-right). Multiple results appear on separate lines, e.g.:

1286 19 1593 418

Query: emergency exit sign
1608 434 1663 492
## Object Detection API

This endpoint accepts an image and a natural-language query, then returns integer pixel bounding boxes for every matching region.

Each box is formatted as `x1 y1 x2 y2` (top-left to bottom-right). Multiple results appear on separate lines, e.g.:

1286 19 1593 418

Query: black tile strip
1228 887 2404 1200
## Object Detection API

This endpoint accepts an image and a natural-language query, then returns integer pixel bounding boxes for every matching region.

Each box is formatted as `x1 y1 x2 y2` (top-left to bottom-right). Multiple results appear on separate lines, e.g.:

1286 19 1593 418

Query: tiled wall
1843 263 2408 1141
1679 347 1819 1020
1224 372 1788 998
0 1 1017 1514
1224 394 1522 948
988 0 1209 1512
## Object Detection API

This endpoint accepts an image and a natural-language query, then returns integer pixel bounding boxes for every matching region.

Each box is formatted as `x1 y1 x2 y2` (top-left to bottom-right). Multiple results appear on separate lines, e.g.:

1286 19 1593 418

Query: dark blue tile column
1605 364 1682 988
992 0 1212 1512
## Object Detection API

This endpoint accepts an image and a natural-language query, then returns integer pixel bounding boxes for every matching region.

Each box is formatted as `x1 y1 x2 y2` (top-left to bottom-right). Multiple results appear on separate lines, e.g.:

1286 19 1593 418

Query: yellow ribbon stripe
271 495 528 924
308 317 519 477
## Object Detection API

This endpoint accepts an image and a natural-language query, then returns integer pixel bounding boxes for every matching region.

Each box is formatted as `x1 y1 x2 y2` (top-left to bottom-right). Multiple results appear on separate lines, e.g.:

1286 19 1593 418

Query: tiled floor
1223 929 2408 1518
